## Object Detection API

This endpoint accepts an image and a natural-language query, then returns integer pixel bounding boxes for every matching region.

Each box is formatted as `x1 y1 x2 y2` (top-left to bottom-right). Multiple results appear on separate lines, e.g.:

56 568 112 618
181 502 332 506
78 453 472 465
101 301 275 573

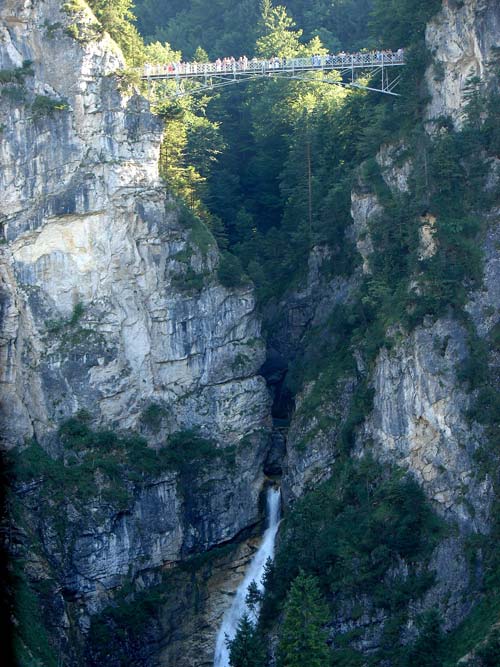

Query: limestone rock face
0 1 271 659
363 318 491 529
0 0 270 448
280 1 500 649
425 0 500 126
349 187 379 274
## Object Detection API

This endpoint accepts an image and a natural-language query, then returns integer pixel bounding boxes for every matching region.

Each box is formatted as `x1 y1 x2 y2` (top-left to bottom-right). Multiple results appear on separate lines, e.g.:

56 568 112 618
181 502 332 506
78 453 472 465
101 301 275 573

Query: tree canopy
278 572 330 667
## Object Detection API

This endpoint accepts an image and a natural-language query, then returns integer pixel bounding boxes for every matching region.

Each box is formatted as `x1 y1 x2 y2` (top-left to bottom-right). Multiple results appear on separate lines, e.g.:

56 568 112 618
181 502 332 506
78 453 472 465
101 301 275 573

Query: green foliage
159 429 220 474
13 574 58 667
31 95 69 119
227 613 266 667
156 97 225 227
255 2 303 58
217 251 248 288
245 580 263 615
45 302 85 334
44 20 63 38
135 0 262 59
369 0 441 48
476 630 500 667
261 458 443 660
189 215 217 254
62 0 88 12
87 0 145 65
279 0 372 52
11 417 221 527
134 0 373 57
133 0 447 329
277 572 330 667
194 46 209 62
69 301 85 325
403 610 445 667
171 265 206 292
1 84 26 103
65 23 80 39
441 596 500 667
0 60 33 84
140 402 166 431
458 332 489 390
144 40 181 65
113 67 142 93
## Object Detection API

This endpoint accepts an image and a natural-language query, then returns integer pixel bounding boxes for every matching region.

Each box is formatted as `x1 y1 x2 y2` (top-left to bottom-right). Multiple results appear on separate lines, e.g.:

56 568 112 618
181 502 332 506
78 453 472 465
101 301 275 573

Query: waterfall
213 487 281 667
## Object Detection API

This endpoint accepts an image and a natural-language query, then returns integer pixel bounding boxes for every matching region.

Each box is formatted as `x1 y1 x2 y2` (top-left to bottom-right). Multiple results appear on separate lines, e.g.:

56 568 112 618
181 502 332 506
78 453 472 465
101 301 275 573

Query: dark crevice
260 348 295 478
260 348 295 423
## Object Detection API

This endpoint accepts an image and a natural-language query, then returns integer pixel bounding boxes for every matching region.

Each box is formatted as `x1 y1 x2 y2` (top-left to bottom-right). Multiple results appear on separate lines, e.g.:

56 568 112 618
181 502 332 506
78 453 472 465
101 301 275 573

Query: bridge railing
141 50 405 79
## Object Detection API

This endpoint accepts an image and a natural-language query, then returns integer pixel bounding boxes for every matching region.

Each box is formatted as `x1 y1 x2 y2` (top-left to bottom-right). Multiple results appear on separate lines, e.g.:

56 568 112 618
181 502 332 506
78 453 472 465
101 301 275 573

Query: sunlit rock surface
0 0 270 447
425 0 500 126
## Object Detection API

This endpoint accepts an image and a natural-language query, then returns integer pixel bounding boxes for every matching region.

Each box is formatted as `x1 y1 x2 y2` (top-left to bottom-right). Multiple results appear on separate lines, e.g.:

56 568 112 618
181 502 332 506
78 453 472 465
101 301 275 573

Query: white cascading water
213 487 281 667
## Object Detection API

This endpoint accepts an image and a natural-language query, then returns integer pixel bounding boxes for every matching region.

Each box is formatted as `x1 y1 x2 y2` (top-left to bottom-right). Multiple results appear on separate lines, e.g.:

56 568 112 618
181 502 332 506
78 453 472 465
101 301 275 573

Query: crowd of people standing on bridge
143 49 405 77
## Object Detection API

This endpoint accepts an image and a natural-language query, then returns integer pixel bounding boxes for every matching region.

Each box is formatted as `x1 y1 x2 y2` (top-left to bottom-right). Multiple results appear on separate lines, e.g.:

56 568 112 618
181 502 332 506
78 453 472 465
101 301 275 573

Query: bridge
141 50 406 98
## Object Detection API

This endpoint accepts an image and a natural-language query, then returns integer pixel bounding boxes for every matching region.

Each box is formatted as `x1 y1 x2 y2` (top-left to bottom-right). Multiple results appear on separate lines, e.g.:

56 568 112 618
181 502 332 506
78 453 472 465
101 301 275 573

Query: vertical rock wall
0 0 270 448
277 0 499 648
0 1 272 663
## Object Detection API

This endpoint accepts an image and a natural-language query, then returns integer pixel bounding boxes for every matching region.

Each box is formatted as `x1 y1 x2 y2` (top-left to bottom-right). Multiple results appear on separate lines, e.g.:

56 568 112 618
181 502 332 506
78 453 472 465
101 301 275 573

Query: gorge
0 0 499 666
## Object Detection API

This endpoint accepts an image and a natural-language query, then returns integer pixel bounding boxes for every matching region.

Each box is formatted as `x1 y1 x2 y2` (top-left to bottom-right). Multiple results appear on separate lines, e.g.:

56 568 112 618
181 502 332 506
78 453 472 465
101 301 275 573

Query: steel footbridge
141 50 405 98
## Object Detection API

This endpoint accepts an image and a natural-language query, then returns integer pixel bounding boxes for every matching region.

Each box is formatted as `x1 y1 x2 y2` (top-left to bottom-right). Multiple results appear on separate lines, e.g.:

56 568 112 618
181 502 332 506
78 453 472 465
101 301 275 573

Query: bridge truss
141 51 405 99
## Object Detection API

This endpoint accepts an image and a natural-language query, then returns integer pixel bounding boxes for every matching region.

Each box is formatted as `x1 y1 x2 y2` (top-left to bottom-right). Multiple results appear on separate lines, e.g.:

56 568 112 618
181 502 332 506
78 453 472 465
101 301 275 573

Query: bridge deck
141 51 405 81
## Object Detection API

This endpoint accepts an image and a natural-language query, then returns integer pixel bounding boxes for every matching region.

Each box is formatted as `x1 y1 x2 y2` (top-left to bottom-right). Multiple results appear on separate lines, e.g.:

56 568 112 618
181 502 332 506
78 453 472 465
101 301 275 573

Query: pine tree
403 611 444 667
194 46 209 63
245 580 263 616
87 0 145 65
278 572 330 667
226 613 266 667
255 2 303 58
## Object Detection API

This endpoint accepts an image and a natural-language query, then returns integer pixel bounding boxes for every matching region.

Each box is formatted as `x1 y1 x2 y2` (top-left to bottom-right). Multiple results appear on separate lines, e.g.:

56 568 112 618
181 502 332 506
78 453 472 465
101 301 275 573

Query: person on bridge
142 49 404 81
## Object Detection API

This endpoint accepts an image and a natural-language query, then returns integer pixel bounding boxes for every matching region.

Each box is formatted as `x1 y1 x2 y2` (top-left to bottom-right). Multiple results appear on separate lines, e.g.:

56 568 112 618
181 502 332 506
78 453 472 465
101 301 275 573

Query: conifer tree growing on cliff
227 613 265 667
278 572 330 667
87 0 145 65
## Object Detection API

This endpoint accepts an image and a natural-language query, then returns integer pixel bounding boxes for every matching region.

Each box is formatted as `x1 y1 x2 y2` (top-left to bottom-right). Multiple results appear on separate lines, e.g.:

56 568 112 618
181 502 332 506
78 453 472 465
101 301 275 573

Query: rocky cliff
0 1 271 664
425 0 500 127
0 0 270 447
280 0 499 520
271 0 500 656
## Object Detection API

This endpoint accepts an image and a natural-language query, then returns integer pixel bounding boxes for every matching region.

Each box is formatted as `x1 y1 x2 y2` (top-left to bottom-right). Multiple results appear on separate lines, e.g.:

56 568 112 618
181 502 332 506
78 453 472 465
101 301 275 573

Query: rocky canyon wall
0 1 271 664
274 0 500 651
